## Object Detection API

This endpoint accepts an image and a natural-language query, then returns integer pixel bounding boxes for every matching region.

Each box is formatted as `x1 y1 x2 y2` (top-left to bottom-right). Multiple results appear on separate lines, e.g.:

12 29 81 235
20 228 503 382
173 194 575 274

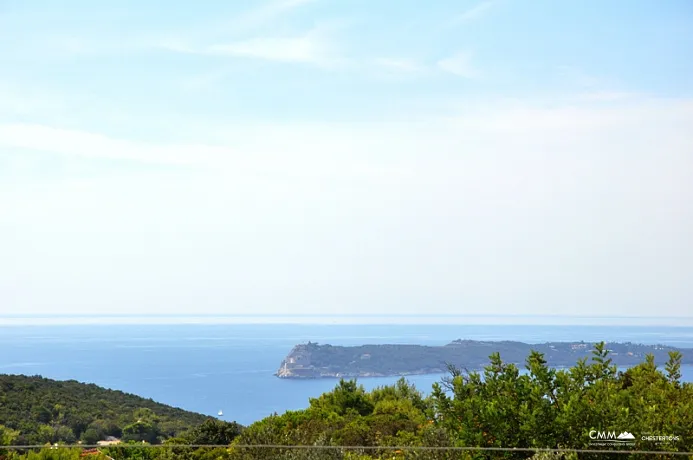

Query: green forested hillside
0 375 233 445
277 340 693 378
2 343 692 459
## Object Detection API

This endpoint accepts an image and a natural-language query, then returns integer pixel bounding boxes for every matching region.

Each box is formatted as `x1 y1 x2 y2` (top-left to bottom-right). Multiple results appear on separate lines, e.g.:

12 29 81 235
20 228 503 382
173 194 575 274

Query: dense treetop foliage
0 375 228 445
2 343 691 459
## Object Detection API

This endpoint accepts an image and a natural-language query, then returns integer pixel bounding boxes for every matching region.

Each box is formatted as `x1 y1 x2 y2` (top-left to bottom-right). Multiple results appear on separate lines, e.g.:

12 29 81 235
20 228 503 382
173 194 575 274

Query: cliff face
275 343 320 379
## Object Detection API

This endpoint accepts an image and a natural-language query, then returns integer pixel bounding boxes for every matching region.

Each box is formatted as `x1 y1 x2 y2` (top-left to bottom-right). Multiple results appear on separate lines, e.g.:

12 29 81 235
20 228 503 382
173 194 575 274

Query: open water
1 323 692 425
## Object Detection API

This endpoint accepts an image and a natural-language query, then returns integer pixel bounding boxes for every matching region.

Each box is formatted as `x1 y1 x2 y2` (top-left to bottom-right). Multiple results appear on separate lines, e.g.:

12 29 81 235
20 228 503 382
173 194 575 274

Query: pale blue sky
1 0 692 319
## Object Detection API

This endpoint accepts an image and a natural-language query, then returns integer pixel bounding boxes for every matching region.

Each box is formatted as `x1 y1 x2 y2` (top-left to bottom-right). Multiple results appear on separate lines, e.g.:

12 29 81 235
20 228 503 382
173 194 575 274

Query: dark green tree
122 421 160 444
80 428 101 444
184 419 244 445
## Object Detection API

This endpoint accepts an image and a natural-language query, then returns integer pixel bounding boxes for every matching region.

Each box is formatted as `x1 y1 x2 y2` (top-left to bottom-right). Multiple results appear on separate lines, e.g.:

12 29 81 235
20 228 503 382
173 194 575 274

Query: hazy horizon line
1 314 692 327
2 313 692 319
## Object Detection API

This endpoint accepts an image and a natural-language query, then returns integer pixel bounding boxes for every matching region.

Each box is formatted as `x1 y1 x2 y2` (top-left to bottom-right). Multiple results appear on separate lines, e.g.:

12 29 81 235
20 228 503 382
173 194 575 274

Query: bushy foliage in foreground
2 343 690 459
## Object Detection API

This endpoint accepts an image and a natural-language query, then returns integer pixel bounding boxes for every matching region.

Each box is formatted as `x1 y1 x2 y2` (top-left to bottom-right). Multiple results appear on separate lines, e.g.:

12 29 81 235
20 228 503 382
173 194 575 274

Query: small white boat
218 410 223 416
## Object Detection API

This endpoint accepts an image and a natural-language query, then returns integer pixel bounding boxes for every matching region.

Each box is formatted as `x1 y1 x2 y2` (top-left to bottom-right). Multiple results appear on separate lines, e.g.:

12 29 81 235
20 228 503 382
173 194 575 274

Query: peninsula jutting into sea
275 340 693 379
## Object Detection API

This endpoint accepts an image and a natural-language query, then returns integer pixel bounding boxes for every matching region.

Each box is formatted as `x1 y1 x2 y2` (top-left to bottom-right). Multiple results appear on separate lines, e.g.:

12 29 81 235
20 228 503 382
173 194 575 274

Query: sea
1 322 693 426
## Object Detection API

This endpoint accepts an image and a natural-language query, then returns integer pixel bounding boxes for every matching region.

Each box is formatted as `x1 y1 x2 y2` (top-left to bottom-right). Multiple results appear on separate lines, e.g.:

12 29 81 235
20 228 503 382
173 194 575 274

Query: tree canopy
0 375 222 445
2 343 691 459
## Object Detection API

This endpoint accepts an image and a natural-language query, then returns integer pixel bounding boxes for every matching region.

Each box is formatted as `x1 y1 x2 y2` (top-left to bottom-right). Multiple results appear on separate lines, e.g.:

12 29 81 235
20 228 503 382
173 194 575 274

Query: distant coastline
276 340 693 379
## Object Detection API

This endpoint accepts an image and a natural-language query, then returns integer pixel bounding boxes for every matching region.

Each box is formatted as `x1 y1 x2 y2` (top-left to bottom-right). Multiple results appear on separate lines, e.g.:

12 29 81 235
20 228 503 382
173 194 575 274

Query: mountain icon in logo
618 432 635 440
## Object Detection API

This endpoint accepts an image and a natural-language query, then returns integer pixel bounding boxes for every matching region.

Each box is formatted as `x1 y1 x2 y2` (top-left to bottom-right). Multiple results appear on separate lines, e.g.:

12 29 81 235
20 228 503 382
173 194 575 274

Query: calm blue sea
1 324 692 426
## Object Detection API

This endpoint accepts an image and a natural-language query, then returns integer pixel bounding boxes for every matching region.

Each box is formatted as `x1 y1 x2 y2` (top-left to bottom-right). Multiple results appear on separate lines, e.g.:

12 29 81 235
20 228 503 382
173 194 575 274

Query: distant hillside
0 374 216 445
276 340 693 378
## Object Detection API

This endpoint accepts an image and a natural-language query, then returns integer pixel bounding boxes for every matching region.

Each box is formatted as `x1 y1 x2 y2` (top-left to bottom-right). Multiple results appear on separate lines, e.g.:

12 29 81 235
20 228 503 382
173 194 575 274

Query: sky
1 0 692 320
